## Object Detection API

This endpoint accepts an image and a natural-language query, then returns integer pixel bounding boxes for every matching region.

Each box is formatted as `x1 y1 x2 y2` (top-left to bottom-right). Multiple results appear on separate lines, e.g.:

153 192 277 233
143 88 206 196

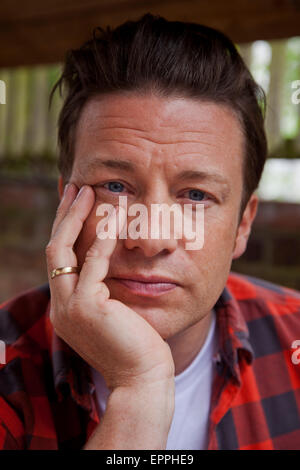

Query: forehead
73 92 244 178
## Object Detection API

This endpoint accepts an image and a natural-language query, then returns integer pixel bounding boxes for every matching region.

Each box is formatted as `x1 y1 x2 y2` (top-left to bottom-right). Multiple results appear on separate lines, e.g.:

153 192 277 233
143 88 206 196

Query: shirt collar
214 282 254 385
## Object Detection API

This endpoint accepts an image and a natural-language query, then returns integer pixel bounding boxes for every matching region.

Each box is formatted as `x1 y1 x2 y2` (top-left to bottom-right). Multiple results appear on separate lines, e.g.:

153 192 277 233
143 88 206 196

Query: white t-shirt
90 310 218 450
166 311 218 449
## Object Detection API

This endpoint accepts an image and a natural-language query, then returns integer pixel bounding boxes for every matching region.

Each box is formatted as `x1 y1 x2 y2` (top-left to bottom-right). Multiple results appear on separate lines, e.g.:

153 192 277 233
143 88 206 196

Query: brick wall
0 178 58 302
0 179 299 303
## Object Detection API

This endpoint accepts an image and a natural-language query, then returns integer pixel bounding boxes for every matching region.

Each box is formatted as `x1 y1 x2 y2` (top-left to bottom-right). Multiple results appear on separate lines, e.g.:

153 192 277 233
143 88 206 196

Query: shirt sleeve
0 397 25 449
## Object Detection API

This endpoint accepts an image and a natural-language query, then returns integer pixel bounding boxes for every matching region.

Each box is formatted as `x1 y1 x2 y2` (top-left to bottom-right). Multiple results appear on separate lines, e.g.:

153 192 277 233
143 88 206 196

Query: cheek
207 218 237 254
188 210 238 275
205 207 238 248
184 214 238 311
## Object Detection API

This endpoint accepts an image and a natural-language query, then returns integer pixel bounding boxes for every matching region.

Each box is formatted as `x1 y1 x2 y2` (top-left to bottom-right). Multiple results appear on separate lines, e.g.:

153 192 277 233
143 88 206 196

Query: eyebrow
79 158 136 175
177 169 229 186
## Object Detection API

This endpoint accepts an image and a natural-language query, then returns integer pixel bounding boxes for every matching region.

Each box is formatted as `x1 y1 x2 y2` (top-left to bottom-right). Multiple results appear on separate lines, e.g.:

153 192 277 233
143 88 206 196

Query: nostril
123 235 178 258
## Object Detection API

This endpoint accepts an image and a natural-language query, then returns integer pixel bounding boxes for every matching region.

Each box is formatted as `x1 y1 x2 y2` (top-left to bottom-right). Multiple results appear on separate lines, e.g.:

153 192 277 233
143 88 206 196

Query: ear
232 193 259 260
58 175 65 200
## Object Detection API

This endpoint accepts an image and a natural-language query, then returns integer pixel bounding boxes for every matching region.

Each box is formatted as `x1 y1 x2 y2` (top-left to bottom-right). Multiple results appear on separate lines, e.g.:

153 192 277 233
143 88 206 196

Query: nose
123 200 180 257
124 234 178 257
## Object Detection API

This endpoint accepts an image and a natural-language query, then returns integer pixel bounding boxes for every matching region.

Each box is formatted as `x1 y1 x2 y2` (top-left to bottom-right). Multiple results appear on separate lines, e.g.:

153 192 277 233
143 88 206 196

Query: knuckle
52 321 64 340
97 283 110 303
85 250 100 264
85 243 108 262
85 247 99 260
67 295 84 321
68 204 79 219
49 307 60 330
49 304 69 339
45 240 56 257
55 204 65 219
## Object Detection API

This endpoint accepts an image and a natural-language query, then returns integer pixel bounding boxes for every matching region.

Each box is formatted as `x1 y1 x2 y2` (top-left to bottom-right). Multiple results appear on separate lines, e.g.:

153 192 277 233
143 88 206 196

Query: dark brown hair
51 12 267 216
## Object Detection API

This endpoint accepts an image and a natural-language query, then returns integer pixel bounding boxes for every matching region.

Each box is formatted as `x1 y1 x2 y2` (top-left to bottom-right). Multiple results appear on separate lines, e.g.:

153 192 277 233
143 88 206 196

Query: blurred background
0 0 300 302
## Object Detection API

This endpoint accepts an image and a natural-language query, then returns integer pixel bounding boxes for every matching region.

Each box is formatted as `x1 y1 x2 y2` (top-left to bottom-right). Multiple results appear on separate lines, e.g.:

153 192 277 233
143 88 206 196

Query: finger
48 185 95 270
46 185 95 301
46 248 78 306
51 183 79 237
76 205 127 296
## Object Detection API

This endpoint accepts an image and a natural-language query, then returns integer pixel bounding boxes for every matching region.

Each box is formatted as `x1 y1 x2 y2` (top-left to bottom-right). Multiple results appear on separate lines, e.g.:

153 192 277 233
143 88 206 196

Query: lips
110 274 179 297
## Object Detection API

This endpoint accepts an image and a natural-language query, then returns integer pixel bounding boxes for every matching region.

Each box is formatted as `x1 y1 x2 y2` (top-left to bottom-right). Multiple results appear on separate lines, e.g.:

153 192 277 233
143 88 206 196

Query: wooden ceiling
1 0 300 67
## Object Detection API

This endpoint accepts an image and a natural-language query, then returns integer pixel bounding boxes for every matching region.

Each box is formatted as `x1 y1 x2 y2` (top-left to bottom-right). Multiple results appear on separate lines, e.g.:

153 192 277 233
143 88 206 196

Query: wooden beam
1 0 300 67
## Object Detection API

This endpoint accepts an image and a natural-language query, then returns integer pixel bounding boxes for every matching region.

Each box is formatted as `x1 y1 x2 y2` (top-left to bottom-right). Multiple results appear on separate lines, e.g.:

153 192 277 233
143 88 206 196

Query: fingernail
63 183 70 196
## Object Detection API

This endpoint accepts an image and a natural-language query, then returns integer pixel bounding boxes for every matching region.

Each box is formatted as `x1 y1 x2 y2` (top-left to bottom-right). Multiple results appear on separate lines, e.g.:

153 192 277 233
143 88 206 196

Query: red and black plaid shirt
0 272 300 450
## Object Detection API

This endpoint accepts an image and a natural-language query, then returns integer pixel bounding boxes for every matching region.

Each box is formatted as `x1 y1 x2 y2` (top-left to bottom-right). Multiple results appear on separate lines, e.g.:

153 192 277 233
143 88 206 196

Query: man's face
66 93 257 340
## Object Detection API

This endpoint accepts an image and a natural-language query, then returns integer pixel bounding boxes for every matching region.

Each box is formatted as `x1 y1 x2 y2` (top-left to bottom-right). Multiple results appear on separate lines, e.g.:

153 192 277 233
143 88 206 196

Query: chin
115 297 191 341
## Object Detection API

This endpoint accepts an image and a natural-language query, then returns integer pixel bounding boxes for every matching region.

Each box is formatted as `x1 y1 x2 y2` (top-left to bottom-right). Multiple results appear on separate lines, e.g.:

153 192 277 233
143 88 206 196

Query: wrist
110 377 175 424
85 378 175 450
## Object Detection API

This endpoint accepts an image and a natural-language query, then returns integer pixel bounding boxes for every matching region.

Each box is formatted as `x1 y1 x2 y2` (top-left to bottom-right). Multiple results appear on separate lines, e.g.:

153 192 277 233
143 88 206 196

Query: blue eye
187 189 206 201
105 181 125 193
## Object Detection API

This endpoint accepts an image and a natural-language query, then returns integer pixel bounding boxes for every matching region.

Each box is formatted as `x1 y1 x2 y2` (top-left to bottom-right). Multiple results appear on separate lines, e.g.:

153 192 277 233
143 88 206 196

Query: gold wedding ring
51 266 80 279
